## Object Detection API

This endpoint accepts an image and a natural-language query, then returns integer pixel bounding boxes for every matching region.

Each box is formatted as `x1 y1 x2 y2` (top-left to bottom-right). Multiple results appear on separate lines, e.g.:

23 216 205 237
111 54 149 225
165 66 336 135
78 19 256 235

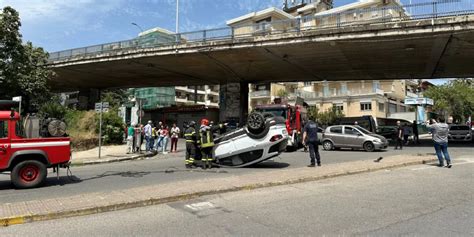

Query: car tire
364 142 375 152
322 140 334 151
11 160 47 189
247 112 266 135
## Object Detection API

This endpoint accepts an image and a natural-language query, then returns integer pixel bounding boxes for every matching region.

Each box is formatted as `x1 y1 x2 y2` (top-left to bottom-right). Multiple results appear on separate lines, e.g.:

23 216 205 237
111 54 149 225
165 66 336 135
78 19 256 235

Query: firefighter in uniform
184 121 198 168
199 119 225 169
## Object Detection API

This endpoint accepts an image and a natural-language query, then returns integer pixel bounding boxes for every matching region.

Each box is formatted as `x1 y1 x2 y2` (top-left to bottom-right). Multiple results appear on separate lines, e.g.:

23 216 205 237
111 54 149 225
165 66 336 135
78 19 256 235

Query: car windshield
256 108 287 119
355 125 372 134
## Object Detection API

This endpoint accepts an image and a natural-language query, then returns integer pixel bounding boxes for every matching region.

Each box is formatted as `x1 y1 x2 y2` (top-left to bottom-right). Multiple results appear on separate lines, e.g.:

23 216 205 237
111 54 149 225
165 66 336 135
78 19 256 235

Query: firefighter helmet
201 118 210 126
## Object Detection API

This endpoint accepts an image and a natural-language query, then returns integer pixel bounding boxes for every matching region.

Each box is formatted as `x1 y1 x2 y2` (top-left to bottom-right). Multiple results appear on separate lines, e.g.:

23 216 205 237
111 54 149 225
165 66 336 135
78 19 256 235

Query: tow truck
0 101 71 189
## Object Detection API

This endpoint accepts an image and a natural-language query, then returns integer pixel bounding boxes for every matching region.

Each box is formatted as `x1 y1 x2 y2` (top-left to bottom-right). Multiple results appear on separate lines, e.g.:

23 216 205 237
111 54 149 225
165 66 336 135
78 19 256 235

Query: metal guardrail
250 90 271 97
49 0 473 61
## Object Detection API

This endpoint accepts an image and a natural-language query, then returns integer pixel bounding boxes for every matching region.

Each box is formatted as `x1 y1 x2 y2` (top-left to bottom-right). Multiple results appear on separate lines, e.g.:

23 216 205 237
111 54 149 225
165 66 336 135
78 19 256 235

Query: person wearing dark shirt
303 120 321 167
394 121 404 150
412 120 420 144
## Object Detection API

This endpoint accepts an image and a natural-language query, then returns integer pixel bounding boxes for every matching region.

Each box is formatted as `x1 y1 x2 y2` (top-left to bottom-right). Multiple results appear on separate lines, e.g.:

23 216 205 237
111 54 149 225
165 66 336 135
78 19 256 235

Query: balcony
175 86 206 94
250 90 271 97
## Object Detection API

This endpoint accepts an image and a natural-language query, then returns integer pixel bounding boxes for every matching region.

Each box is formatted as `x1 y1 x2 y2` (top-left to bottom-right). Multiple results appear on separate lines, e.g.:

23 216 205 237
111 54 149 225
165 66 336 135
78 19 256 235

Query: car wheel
323 140 334 151
364 142 375 152
247 112 265 135
11 160 47 189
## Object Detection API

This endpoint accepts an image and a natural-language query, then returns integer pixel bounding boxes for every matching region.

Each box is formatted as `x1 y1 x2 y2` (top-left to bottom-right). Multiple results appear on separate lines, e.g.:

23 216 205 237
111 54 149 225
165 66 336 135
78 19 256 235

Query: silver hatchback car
322 125 389 152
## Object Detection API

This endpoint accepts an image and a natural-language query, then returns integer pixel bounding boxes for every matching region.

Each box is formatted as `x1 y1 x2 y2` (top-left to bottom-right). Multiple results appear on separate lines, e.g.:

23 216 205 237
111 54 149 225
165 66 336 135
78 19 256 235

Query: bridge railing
49 0 474 61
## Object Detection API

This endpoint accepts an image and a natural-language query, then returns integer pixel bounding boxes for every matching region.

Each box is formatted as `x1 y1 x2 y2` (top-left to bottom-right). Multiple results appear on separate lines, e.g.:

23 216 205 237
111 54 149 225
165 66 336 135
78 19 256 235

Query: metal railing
49 0 473 61
250 90 271 97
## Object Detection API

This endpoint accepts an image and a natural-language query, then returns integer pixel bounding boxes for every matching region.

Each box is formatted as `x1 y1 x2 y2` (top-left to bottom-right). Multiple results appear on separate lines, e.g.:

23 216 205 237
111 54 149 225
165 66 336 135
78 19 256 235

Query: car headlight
373 138 382 143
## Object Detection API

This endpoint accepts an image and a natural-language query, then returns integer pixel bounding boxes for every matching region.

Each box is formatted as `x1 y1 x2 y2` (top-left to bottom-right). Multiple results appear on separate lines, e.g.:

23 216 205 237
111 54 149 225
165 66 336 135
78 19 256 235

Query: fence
49 0 474 61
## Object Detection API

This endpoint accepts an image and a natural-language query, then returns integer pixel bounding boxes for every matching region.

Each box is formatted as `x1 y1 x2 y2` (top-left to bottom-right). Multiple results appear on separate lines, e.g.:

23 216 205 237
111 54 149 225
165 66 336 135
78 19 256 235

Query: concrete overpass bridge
47 1 474 120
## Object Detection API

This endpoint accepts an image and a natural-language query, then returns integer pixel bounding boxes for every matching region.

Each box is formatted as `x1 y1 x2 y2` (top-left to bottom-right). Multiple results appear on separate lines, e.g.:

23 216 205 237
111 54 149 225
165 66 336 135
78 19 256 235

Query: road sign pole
99 102 103 159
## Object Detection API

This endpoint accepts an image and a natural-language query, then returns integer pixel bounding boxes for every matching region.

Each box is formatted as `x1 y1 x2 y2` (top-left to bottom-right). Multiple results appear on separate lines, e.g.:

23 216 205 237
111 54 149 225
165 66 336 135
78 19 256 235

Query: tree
0 7 53 112
276 89 289 98
307 105 344 126
424 79 474 122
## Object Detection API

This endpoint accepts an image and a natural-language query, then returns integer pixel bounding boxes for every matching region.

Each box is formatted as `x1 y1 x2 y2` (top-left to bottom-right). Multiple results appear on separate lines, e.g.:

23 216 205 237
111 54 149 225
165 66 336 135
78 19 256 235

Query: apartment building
131 85 219 110
226 0 405 38
249 80 415 118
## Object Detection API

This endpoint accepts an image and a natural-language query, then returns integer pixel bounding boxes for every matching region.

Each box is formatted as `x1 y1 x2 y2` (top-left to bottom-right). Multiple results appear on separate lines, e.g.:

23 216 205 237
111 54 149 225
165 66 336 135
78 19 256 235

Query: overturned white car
214 112 288 167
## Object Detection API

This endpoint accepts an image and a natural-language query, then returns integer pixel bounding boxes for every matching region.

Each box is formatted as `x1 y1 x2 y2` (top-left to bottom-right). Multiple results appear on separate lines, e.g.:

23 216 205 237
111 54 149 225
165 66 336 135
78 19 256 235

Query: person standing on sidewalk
412 120 420 144
161 125 170 154
426 118 452 168
170 123 180 153
144 120 153 152
134 123 143 153
394 121 404 150
126 123 135 154
303 119 321 167
184 121 198 168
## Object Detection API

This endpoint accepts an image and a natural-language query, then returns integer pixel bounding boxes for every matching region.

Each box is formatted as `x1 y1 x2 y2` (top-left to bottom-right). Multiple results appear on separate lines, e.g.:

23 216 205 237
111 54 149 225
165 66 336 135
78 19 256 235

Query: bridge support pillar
219 82 249 125
78 89 100 110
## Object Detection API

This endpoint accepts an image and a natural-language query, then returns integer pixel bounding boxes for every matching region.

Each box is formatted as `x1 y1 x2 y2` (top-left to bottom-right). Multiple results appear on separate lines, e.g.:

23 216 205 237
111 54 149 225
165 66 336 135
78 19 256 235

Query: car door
0 120 12 169
328 126 345 147
344 126 366 148
343 126 358 148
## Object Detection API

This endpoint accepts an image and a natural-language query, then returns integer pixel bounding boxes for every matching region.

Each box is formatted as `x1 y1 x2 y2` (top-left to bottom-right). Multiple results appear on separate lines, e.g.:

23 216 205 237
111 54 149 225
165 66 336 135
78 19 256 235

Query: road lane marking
185 202 215 211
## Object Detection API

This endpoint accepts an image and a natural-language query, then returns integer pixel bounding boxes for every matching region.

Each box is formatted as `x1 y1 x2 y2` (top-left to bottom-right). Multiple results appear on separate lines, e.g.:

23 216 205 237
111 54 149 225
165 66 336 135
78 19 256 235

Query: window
341 82 348 95
360 102 372 111
378 102 385 112
372 81 380 92
389 103 397 113
334 104 344 112
400 106 407 112
304 82 312 87
0 121 8 138
323 84 330 97
344 127 357 135
330 126 342 134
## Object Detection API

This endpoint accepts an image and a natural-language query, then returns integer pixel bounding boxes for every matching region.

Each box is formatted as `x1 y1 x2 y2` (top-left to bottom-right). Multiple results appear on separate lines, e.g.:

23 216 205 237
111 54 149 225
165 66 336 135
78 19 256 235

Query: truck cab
255 103 307 149
0 109 71 189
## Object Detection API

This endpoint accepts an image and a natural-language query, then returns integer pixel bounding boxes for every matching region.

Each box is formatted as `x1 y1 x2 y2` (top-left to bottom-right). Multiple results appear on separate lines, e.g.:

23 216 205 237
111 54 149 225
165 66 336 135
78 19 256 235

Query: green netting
131 87 176 110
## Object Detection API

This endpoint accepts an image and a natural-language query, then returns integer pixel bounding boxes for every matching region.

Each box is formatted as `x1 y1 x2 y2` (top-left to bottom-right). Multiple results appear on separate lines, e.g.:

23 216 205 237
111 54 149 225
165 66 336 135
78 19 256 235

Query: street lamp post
131 22 144 33
176 0 179 34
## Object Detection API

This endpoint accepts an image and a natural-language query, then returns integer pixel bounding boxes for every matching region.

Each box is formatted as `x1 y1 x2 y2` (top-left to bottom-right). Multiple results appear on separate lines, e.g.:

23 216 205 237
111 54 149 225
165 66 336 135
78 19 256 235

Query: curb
70 154 148 167
0 156 436 227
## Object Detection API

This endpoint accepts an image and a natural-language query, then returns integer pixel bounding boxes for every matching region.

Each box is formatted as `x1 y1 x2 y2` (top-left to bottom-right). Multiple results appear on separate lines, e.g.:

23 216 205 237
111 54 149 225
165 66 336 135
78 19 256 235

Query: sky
0 0 364 52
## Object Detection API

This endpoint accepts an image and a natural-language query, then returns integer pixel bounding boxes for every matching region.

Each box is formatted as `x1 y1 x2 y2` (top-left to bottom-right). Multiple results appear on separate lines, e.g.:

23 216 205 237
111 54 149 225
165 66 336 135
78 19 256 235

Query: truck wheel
247 112 265 135
11 160 47 189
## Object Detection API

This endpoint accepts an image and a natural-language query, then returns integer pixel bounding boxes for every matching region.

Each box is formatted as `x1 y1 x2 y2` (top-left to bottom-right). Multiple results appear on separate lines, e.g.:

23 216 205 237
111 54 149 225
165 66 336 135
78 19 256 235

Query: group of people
126 121 181 154
394 120 420 150
184 119 225 169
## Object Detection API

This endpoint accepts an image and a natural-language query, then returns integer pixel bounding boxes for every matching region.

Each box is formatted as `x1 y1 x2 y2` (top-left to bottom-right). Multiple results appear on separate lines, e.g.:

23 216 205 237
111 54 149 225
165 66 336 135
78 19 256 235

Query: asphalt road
2 156 472 236
0 139 472 204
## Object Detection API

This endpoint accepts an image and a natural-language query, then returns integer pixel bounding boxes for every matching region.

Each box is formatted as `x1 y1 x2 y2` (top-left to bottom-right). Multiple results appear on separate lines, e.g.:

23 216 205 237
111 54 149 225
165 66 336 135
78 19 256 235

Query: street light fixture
131 22 144 33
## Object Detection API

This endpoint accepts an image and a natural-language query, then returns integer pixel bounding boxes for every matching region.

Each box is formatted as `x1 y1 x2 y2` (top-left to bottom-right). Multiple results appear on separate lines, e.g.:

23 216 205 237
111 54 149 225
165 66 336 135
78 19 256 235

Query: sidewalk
71 139 186 166
0 154 437 226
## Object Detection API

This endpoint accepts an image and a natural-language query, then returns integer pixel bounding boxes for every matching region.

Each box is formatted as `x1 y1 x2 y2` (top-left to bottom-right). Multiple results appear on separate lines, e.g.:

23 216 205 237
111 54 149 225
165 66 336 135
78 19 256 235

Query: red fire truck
0 105 71 189
255 102 307 150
